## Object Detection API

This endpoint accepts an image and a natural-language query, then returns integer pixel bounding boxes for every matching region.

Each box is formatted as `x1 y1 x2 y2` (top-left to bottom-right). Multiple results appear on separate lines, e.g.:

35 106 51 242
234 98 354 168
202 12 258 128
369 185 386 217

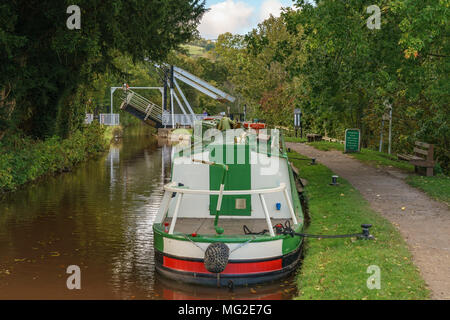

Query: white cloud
259 0 283 22
198 0 254 39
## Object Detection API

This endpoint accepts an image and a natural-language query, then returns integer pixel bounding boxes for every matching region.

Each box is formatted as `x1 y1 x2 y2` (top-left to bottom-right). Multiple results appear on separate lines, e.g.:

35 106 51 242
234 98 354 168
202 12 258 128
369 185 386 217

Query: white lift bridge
115 63 235 128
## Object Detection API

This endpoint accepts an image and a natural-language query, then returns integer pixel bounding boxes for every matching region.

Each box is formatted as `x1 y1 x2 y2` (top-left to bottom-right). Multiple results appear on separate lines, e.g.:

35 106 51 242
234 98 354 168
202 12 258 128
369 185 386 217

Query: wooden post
427 144 434 176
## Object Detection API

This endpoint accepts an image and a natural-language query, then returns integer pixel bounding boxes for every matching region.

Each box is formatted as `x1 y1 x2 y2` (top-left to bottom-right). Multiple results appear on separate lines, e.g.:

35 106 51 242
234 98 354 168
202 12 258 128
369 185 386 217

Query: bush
0 123 108 193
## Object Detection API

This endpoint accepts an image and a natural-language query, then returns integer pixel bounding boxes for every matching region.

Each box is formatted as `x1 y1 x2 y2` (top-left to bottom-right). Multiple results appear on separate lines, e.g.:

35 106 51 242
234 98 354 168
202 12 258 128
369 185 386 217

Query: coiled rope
243 220 373 240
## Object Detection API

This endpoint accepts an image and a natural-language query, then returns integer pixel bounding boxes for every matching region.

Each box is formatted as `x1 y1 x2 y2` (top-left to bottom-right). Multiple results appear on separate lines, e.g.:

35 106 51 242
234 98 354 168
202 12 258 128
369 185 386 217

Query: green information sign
345 129 361 153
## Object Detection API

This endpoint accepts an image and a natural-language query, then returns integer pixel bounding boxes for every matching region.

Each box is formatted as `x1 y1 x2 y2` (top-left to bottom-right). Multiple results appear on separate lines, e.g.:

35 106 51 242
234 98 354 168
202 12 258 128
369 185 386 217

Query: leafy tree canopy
0 0 206 138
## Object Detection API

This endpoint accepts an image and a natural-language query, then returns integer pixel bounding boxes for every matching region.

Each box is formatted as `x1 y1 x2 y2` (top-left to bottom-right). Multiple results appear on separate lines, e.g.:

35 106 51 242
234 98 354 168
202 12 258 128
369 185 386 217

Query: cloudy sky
198 0 295 39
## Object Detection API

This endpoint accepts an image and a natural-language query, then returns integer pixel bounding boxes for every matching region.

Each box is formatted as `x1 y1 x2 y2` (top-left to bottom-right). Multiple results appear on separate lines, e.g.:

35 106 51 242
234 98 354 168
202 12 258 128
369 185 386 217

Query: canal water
0 126 296 299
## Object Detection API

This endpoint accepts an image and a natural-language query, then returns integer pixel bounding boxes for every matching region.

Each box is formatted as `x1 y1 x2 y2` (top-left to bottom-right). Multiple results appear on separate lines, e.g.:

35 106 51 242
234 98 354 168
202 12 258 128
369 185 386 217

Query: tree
285 0 448 170
0 0 206 138
215 15 304 125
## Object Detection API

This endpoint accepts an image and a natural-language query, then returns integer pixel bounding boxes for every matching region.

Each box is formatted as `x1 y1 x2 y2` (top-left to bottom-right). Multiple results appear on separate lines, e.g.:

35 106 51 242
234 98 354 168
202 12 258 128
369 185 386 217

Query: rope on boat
183 235 206 252
230 237 255 253
243 225 269 235
183 235 255 254
244 220 374 240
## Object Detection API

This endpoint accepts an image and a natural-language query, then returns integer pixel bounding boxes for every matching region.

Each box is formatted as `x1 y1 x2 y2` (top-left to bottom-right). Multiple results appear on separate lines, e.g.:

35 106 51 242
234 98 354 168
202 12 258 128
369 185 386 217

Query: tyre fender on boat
204 242 230 273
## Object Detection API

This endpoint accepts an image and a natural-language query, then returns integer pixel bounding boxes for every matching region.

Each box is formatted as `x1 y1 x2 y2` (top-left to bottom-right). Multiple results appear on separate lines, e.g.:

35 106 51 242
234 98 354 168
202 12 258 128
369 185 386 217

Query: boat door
209 144 252 216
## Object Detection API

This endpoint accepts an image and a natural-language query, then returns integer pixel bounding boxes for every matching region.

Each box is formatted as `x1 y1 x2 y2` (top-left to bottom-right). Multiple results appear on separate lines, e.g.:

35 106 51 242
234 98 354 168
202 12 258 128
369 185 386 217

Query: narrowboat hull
152 126 304 286
152 223 303 286
154 244 302 287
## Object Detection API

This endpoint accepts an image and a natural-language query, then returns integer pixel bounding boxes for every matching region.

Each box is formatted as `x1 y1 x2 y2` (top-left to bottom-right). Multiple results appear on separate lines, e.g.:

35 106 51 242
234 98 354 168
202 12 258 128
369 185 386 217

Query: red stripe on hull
163 256 282 275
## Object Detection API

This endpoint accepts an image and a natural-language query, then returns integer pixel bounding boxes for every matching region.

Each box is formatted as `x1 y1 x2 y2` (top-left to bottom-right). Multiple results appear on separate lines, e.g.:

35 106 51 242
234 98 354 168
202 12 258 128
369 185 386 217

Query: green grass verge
406 175 450 206
290 151 429 300
307 141 414 172
307 141 345 152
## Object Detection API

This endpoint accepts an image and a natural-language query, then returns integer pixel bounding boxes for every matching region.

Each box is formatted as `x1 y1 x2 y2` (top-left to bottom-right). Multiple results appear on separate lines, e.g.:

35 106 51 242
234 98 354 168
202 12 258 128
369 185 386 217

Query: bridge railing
99 113 120 126
123 90 162 123
162 114 210 126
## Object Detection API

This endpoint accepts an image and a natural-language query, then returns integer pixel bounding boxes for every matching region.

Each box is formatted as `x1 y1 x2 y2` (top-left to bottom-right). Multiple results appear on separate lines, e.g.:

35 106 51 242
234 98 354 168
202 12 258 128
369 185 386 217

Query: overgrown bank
0 123 111 193
290 151 429 299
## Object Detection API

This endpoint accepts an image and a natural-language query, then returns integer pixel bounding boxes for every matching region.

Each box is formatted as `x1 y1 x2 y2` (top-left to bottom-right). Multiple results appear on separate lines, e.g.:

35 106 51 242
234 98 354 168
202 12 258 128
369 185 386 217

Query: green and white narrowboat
153 120 304 286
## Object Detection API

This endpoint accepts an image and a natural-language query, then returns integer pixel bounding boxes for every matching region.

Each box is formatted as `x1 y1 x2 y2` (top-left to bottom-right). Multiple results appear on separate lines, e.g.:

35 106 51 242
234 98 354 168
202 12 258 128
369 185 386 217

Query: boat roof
174 121 289 159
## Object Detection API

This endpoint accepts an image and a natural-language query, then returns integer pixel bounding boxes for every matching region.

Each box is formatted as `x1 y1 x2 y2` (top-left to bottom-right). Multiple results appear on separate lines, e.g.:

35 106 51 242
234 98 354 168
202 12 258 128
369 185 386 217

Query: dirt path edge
287 142 450 300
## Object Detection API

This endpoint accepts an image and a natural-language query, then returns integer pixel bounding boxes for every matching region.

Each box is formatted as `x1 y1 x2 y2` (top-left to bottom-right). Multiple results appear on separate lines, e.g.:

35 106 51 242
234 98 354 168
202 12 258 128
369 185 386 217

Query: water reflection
154 276 297 300
107 144 120 193
0 126 296 299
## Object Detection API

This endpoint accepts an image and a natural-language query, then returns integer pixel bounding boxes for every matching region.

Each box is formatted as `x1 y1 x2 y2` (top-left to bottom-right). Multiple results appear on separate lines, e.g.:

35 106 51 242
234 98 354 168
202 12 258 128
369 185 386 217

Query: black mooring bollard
330 175 339 186
310 158 316 165
360 224 374 240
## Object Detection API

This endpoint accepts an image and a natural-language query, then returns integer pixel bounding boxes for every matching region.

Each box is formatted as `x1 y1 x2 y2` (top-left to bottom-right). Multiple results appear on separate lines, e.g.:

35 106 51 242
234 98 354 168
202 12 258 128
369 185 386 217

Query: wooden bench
307 133 322 142
398 141 435 176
